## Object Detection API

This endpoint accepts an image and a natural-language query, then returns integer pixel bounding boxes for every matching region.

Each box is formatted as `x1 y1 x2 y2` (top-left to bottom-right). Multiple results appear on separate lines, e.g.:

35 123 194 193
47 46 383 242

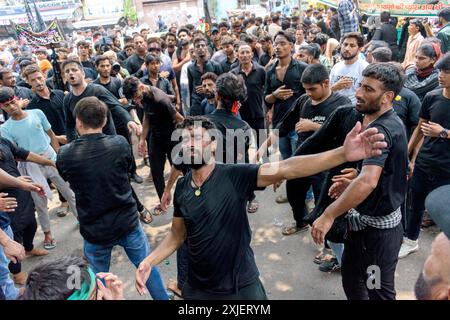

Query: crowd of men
0 3 450 301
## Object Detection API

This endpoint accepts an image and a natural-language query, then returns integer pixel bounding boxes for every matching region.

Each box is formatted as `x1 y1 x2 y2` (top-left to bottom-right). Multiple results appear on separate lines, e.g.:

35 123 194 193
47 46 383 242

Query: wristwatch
439 128 449 139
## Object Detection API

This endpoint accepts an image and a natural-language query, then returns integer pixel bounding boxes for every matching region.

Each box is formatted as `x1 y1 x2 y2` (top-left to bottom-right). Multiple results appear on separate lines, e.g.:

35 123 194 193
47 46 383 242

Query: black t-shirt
416 89 450 177
0 138 32 230
142 86 177 139
392 87 420 139
264 58 307 128
93 77 124 100
57 133 138 244
27 89 66 136
63 84 131 142
356 109 408 217
81 59 96 70
231 63 266 121
173 163 260 294
124 54 145 76
278 92 350 144
206 109 253 164
187 60 223 116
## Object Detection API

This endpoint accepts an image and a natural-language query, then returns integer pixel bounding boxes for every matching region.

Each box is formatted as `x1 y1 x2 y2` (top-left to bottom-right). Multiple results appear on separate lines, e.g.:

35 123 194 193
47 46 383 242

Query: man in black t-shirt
62 60 140 143
401 53 450 259
56 97 169 300
134 114 389 298
123 77 184 215
277 64 351 236
311 63 408 300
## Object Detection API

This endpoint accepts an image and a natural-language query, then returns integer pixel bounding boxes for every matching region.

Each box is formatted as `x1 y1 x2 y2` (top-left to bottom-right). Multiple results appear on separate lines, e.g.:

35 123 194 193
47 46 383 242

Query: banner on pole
316 0 448 17
11 18 65 45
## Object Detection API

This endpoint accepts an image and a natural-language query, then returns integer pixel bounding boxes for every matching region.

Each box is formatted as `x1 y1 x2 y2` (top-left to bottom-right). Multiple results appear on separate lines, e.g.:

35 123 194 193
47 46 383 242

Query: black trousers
341 224 403 300
286 173 325 227
148 136 173 200
8 218 37 274
182 278 267 300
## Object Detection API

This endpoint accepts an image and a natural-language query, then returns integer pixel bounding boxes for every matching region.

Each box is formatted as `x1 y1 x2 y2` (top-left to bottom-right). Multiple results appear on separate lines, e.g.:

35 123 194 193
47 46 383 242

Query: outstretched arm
257 122 386 188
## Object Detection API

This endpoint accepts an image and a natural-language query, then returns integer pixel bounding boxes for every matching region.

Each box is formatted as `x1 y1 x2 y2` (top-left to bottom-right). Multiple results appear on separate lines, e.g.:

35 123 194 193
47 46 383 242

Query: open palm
343 122 387 162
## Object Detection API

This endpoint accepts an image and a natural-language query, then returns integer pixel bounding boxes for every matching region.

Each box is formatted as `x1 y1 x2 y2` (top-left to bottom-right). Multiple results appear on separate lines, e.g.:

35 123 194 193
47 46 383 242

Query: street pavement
20 160 439 300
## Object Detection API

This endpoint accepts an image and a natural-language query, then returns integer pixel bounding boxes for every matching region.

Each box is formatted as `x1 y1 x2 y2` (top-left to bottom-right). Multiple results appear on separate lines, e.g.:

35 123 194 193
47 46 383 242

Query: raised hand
343 122 387 162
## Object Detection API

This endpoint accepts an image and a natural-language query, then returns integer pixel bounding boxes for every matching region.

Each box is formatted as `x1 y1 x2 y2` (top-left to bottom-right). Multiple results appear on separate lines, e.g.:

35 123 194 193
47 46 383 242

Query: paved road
21 161 439 300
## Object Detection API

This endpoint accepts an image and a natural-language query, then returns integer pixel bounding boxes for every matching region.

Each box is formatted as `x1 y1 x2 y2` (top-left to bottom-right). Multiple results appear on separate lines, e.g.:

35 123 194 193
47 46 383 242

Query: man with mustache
134 106 388 299
330 32 369 105
311 63 408 300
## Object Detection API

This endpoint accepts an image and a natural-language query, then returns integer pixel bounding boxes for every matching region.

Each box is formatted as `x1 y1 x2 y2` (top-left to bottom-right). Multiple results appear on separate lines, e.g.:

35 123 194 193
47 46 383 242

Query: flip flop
139 208 153 224
43 239 57 250
151 205 166 216
247 200 259 214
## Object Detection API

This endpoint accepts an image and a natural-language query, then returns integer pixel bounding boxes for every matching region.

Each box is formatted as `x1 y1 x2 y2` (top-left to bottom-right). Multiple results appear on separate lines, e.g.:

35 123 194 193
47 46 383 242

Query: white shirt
330 58 369 105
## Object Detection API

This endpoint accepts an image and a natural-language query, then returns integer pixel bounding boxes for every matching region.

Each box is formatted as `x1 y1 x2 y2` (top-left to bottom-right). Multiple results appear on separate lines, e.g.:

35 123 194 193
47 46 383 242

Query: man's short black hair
166 32 177 40
201 72 218 83
61 60 84 72
341 32 365 48
77 40 90 48
272 14 280 23
144 53 162 65
216 73 247 112
368 40 389 52
0 87 15 104
362 63 405 97
122 76 141 100
313 33 329 46
74 97 108 129
274 30 295 44
301 63 329 84
380 11 391 23
0 67 12 80
372 47 392 62
19 59 34 70
176 116 216 131
94 54 112 67
22 255 90 300
435 52 450 71
438 7 450 22
281 19 291 30
218 22 230 30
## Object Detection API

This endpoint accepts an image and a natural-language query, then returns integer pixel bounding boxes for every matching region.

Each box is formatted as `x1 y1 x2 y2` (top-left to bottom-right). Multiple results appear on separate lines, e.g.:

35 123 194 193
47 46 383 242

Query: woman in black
404 42 441 101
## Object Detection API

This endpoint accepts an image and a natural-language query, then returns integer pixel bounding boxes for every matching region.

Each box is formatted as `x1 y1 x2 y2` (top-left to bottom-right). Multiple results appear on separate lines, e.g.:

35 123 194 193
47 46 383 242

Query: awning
0 8 78 26
71 17 121 29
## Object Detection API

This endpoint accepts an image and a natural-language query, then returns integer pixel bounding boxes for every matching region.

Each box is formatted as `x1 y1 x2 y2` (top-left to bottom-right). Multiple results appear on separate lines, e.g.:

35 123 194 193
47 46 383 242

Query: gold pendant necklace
192 179 201 197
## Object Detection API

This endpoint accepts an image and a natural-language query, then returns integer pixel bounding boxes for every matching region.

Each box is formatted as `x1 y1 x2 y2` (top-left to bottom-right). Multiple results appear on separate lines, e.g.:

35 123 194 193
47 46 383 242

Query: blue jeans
279 131 298 160
0 226 19 300
83 223 169 300
327 240 344 265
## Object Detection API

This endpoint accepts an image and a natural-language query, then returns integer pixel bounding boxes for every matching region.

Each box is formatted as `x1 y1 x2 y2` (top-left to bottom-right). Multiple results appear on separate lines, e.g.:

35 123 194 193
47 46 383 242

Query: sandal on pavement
247 200 259 214
56 206 69 217
139 208 153 224
281 223 309 236
275 195 288 204
167 279 183 299
43 239 57 250
150 205 166 216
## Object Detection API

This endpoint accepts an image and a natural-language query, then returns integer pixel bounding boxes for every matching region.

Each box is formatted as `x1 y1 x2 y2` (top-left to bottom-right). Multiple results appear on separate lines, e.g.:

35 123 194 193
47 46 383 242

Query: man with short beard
165 32 177 60
62 60 141 142
312 63 408 300
330 32 369 105
124 35 148 76
188 37 223 116
135 111 389 299
199 72 217 115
